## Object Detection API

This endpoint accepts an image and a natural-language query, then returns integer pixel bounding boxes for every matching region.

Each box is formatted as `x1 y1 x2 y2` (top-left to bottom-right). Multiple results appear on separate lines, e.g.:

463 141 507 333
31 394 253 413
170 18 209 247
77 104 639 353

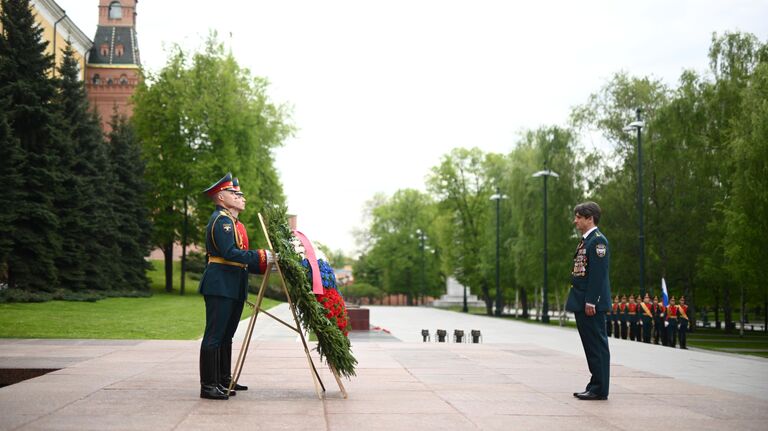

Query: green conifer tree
0 105 24 284
53 43 117 292
0 0 62 291
108 113 152 291
50 43 89 291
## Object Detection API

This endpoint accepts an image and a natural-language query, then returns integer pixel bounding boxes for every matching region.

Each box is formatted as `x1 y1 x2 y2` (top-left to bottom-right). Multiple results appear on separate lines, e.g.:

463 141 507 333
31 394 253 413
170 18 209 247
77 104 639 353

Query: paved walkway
0 304 766 430
364 306 768 400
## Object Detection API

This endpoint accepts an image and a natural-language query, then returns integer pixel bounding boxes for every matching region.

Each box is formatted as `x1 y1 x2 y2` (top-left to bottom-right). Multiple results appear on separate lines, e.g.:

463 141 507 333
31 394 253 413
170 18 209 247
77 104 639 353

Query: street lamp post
490 187 508 316
532 168 559 324
416 229 426 305
624 109 646 297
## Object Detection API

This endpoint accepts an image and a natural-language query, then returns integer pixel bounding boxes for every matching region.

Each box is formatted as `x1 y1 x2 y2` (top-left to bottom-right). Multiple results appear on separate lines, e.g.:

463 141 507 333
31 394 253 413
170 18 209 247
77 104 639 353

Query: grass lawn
688 328 768 358
441 306 768 357
0 260 280 340
442 305 579 329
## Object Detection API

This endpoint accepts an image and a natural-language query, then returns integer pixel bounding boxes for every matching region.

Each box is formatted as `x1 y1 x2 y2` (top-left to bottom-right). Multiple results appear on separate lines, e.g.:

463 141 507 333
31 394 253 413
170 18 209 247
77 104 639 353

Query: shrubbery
341 283 384 304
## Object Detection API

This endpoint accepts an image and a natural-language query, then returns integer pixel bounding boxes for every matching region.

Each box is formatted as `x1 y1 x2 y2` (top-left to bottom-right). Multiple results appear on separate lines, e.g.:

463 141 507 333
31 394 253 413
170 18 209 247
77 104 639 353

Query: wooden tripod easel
228 213 348 400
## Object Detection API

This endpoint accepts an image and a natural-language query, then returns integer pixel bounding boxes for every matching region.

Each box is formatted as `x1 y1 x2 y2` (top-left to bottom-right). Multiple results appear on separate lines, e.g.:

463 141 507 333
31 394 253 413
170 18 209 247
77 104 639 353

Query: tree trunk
689 276 696 333
724 285 733 333
407 269 414 306
163 241 173 293
180 196 188 296
520 287 529 318
715 287 721 329
481 280 492 315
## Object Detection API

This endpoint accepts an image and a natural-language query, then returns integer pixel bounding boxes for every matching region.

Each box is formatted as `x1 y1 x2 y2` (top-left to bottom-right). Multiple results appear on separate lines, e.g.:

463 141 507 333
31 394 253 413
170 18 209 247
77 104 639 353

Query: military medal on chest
572 242 587 277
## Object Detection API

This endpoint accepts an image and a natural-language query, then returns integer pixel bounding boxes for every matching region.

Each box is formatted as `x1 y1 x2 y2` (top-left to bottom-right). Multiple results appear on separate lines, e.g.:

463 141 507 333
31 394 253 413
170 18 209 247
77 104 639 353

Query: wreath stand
228 213 348 400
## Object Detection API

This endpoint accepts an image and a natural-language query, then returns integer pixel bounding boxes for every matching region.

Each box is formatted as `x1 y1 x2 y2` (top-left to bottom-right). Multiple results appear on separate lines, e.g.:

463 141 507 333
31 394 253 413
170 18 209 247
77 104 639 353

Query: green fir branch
264 205 357 378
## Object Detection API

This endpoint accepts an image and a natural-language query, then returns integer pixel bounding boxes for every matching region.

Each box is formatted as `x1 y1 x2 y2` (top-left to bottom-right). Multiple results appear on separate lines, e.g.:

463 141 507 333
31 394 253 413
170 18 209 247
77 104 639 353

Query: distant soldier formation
607 293 689 348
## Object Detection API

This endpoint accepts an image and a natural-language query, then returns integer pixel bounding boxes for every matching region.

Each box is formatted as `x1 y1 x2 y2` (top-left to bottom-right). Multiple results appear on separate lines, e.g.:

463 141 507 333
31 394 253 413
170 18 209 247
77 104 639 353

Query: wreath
303 259 350 336
264 205 357 378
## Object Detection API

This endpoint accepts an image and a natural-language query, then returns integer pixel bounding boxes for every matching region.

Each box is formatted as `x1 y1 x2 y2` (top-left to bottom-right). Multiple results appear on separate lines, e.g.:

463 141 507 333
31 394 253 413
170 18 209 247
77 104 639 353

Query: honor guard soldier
639 293 653 343
652 295 666 345
619 295 629 339
678 296 689 349
198 173 273 400
607 296 614 337
231 178 250 249
611 295 620 339
633 294 643 342
666 296 679 348
566 202 611 400
628 294 638 341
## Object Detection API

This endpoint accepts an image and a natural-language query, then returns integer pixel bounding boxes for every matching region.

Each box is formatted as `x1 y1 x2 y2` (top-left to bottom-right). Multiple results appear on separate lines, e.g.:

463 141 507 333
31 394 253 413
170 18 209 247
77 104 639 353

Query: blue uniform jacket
566 228 611 313
198 206 267 301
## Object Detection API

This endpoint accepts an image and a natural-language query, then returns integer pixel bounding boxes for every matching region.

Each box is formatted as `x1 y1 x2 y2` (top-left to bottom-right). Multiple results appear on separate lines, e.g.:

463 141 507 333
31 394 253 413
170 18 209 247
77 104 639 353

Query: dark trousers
575 311 610 398
667 318 678 347
641 316 652 343
653 317 663 344
606 318 613 337
629 321 638 341
620 320 628 339
612 320 620 339
201 295 243 350
679 319 688 348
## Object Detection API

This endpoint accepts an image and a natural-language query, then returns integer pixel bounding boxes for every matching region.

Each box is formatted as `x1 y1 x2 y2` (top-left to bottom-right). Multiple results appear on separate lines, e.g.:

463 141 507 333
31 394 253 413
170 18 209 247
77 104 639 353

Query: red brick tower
85 0 140 132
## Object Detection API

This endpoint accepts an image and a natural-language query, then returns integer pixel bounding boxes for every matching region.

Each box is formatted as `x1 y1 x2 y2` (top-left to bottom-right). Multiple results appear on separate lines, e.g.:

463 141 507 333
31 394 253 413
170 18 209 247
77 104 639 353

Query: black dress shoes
576 391 607 400
200 384 229 400
218 384 236 396
573 390 590 398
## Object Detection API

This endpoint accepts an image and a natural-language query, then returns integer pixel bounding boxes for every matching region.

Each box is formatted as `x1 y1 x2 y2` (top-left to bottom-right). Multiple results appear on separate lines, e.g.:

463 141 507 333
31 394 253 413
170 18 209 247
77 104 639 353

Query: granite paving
1 304 766 430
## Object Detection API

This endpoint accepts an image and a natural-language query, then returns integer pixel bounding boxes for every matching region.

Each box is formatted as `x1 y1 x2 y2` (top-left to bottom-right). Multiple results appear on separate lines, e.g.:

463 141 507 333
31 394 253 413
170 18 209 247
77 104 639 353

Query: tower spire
86 0 141 132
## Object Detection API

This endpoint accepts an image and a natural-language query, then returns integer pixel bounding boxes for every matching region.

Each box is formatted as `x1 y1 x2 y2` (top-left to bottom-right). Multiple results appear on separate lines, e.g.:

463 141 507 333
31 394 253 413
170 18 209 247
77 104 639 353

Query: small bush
185 251 207 275
0 287 152 303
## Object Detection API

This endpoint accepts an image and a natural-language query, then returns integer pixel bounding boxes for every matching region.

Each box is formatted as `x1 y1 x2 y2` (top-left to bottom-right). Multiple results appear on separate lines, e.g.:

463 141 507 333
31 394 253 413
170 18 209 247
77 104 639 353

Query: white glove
664 321 669 327
265 250 276 265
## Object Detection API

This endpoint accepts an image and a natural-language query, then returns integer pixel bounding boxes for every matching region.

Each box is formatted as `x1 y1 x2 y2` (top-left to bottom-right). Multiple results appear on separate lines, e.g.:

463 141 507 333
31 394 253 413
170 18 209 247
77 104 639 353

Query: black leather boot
220 343 248 391
200 348 229 400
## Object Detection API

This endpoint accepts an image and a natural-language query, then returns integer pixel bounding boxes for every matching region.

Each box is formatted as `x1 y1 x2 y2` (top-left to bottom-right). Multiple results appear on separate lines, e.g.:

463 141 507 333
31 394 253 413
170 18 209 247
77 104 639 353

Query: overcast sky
57 0 768 256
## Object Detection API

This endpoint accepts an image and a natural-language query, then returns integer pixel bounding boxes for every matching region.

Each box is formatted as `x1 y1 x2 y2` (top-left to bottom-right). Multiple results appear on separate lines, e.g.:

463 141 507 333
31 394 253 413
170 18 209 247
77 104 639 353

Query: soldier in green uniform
567 202 611 401
628 294 638 341
652 295 666 345
666 296 679 348
639 293 653 343
606 297 614 338
611 295 620 339
618 294 629 339
678 296 690 349
198 173 273 400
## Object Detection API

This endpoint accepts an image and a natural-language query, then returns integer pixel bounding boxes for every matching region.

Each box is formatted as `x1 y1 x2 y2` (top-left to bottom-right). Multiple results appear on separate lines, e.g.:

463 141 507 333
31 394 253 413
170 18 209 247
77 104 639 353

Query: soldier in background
652 295 666 345
628 294 638 341
678 296 690 349
666 296 679 348
619 294 629 339
639 293 653 343
607 296 614 337
611 295 620 339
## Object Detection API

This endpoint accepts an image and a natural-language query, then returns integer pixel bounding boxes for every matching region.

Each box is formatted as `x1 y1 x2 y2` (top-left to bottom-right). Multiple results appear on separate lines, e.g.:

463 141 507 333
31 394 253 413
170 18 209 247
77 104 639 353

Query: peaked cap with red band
232 177 244 195
203 172 236 197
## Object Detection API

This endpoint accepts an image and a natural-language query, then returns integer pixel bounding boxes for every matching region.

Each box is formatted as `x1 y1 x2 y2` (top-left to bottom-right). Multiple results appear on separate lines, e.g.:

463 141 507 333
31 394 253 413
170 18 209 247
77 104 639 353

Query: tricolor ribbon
293 230 324 295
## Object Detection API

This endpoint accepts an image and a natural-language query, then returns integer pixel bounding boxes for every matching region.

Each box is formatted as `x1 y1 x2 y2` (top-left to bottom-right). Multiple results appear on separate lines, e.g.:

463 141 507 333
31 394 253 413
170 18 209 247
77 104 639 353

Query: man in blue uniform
567 202 611 401
198 173 272 400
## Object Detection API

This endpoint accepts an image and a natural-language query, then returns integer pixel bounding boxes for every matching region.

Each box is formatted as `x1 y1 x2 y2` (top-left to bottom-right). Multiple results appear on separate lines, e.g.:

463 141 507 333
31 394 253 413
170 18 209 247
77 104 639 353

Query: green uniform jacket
566 228 611 312
198 206 266 301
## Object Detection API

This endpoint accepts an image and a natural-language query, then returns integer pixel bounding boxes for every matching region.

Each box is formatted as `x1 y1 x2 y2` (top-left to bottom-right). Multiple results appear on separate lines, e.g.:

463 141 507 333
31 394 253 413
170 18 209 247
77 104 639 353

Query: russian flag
661 278 669 307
